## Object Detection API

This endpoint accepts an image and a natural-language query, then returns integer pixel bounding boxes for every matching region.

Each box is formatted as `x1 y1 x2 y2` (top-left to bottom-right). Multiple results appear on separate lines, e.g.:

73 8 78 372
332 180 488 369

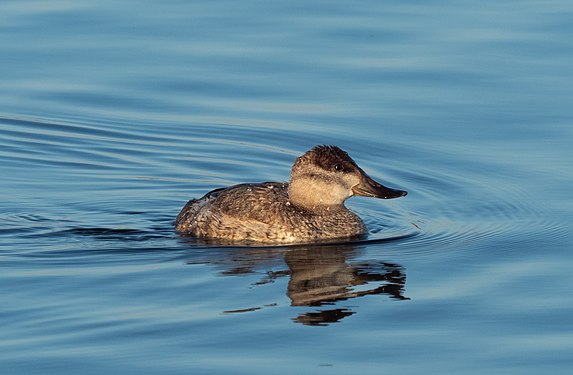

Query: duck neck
287 179 346 212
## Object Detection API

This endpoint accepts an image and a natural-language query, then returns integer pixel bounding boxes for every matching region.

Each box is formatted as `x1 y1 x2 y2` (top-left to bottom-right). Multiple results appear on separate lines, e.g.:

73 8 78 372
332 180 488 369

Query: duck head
288 145 407 210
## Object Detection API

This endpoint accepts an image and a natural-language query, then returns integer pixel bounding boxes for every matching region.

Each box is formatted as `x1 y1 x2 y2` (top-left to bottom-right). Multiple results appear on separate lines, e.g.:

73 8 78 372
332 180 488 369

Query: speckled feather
175 182 365 243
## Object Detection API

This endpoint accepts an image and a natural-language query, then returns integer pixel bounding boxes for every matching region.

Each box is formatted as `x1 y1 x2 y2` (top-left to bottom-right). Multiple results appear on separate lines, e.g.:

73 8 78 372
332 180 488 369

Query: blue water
1 1 573 374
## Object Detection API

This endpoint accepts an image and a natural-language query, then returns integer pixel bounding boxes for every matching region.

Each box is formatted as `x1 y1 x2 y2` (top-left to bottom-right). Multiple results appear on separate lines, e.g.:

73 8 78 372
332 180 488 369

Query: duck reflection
285 245 408 325
186 241 408 326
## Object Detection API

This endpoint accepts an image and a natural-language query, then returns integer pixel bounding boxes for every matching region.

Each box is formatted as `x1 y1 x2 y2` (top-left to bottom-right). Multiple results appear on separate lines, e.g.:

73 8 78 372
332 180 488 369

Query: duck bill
352 172 407 199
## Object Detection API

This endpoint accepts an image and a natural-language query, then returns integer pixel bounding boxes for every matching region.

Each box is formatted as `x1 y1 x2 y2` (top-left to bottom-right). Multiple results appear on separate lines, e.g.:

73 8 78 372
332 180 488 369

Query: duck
175 145 407 244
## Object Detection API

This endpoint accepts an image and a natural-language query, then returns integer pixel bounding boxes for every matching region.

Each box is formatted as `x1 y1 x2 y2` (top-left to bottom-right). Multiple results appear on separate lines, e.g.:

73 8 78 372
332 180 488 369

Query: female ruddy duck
176 145 407 243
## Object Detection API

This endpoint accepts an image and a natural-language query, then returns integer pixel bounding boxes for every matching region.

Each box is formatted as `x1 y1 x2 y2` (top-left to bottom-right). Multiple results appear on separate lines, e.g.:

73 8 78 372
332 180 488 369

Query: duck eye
333 163 344 172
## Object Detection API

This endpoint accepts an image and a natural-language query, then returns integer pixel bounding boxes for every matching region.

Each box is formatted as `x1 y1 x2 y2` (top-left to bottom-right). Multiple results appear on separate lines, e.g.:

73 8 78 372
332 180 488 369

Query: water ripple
1 115 564 263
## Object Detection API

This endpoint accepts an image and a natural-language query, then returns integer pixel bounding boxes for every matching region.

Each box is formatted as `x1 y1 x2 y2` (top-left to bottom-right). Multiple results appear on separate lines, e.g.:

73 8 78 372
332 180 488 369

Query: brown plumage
175 145 407 244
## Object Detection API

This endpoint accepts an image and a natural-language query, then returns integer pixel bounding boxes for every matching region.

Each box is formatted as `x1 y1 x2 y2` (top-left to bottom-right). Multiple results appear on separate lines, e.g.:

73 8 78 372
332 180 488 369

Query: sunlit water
1 1 572 374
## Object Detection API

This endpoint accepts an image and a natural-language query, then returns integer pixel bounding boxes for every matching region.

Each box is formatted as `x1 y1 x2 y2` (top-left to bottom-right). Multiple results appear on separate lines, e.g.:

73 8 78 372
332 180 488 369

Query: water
1 0 572 373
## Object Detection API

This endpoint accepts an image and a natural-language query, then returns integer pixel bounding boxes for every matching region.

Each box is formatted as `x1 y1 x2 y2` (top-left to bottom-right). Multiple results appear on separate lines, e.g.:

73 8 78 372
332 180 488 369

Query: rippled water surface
2 1 573 374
